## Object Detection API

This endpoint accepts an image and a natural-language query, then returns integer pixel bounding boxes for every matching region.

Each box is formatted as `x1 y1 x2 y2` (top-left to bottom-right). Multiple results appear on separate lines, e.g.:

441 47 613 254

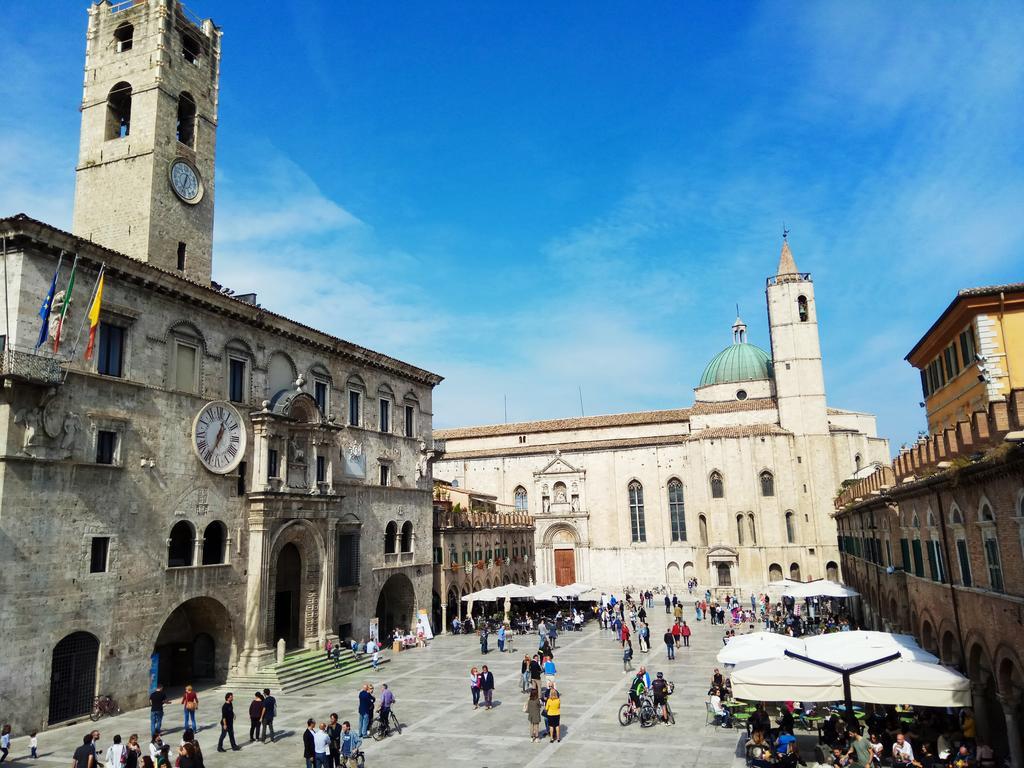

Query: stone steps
227 649 385 694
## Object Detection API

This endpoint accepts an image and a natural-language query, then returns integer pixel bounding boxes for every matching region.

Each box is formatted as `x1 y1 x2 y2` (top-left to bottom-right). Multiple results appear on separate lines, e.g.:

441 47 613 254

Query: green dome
699 342 774 387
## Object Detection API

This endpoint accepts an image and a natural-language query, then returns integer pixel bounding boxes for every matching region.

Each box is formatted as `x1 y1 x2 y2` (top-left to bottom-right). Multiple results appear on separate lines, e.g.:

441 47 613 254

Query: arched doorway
49 632 99 723
545 525 579 586
826 561 839 581
683 561 695 582
666 561 680 584
275 543 302 649
447 588 460 626
153 597 233 686
790 562 801 580
376 573 416 637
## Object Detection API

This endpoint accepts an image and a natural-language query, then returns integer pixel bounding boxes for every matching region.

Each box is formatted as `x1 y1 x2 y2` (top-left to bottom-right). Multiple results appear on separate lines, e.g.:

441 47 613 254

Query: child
30 730 38 759
623 642 633 671
0 724 10 763
372 647 380 671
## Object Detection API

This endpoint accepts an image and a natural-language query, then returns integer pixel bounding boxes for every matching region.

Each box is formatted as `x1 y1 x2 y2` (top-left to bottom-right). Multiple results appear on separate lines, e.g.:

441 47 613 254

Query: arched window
668 480 686 542
979 503 1003 591
748 513 757 545
826 561 839 581
699 514 709 547
797 295 809 322
400 521 413 553
950 505 964 525
979 503 994 523
710 471 724 499
114 22 133 52
201 520 226 565
628 481 646 543
854 453 863 472
785 511 796 544
177 92 197 148
736 514 745 546
759 470 774 497
168 521 194 567
514 486 528 512
105 81 132 140
384 521 398 555
790 562 802 580
768 563 783 582
553 482 567 503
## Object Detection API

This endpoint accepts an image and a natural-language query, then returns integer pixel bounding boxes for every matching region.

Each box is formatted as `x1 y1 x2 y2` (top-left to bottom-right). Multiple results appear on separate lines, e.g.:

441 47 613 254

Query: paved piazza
4 601 752 767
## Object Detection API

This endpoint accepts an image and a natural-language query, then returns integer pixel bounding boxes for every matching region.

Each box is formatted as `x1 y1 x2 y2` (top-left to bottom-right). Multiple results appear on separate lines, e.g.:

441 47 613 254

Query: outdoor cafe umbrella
803 631 940 665
717 631 804 666
782 579 859 599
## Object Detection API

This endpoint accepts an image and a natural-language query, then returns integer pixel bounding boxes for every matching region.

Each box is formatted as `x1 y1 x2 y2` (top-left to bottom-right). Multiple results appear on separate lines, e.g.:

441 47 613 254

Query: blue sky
2 1 1023 450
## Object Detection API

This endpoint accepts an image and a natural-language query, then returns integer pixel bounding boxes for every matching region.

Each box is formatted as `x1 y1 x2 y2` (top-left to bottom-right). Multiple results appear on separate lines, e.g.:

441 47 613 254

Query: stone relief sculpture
14 388 80 459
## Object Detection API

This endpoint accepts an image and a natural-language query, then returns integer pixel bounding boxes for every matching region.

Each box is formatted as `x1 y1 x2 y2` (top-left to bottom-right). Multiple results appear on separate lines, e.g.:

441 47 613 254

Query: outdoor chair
705 701 720 726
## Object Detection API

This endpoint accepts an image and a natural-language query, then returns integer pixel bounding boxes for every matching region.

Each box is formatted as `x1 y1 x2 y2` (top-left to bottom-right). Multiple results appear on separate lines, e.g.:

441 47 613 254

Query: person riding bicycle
628 666 651 711
651 672 673 722
378 684 395 735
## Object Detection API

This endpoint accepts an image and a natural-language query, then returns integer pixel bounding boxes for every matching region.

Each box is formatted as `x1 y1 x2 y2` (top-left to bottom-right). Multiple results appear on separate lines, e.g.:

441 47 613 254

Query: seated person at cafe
892 733 916 767
746 729 773 768
708 687 733 728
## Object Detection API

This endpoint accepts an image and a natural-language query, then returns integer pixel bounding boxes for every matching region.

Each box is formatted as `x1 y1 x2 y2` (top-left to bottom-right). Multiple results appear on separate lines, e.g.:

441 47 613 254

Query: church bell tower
72 0 221 284
766 238 829 435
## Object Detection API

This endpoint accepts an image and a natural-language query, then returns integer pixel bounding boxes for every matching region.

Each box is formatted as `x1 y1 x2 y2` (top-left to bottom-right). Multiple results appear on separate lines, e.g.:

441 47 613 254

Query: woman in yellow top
545 689 562 743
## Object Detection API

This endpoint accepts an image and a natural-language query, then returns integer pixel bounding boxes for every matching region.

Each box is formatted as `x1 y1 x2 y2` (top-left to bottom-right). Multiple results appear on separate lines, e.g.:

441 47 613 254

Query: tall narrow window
736 514 745 546
748 513 757 545
854 454 863 472
348 390 361 427
96 430 117 465
181 34 201 64
316 455 327 483
959 326 976 368
379 463 391 487
97 322 125 377
984 535 1003 592
90 537 110 573
628 481 646 543
668 480 686 542
404 405 415 437
710 471 724 499
699 514 709 546
912 538 924 577
176 92 196 147
314 380 328 414
759 471 775 497
379 398 390 433
268 448 279 478
797 295 809 322
400 521 413 553
785 511 796 544
228 357 246 403
514 486 528 512
174 342 198 392
384 522 398 554
336 532 360 587
956 538 972 587
106 82 132 140
177 241 187 271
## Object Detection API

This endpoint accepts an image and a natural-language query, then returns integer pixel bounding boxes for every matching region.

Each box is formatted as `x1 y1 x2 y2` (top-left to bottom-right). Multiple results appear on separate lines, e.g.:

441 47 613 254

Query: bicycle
370 709 401 741
90 694 120 721
618 693 657 727
350 749 366 767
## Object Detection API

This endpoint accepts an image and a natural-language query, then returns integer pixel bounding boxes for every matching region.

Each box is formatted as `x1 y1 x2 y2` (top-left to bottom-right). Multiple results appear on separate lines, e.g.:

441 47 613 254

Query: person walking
357 684 374 738
378 684 395 736
217 693 239 752
180 685 199 733
480 665 495 710
260 688 277 743
664 594 671 614
520 655 531 693
0 725 9 764
497 624 506 653
525 688 542 742
623 640 634 670
247 692 264 742
529 655 542 691
681 621 691 647
544 689 562 743
149 683 166 738
543 655 557 686
480 627 489 655
470 667 482 709
664 628 675 660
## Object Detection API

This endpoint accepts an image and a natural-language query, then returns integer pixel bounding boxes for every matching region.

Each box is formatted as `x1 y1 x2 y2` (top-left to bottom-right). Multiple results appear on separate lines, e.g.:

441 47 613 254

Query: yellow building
906 283 1024 434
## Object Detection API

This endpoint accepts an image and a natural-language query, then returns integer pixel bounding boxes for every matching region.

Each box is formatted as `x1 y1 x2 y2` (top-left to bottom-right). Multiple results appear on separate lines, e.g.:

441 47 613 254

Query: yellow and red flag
84 270 105 360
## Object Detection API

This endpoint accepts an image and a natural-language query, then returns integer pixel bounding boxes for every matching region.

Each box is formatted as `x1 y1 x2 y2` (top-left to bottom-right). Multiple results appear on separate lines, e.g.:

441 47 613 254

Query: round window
736 389 748 400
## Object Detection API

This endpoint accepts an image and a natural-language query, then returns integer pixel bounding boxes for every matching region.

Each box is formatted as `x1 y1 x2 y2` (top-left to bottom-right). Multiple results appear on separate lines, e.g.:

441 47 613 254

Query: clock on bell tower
71 0 222 284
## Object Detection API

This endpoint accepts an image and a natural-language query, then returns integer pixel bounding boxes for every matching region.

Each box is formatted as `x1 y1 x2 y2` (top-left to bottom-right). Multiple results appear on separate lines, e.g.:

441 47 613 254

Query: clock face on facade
169 159 203 204
192 401 246 474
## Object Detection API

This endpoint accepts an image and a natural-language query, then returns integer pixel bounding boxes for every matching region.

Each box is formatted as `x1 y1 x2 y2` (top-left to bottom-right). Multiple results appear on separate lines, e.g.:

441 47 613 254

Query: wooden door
554 549 575 586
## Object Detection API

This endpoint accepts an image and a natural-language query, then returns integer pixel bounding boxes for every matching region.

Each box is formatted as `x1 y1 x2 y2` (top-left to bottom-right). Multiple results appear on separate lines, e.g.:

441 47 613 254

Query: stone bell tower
72 0 221 283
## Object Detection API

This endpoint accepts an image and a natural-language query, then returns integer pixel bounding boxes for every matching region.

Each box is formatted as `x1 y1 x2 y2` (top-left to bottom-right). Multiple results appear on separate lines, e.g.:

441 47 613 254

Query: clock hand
213 423 226 451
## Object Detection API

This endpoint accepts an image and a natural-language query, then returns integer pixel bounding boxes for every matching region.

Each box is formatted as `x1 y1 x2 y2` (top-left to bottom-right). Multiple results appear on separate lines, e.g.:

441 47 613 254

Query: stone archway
543 523 580 586
666 561 681 584
153 596 234 686
376 573 416 637
49 631 99 724
265 520 325 650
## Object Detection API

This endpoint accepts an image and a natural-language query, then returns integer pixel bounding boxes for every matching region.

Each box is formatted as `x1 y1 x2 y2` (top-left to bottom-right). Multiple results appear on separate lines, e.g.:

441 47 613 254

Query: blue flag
35 255 62 350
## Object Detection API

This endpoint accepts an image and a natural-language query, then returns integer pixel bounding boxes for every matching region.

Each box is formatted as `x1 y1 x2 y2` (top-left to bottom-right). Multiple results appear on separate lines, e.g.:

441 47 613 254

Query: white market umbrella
731 655 845 702
849 659 969 707
717 632 804 666
803 631 940 665
783 579 859 599
491 583 536 600
462 588 499 602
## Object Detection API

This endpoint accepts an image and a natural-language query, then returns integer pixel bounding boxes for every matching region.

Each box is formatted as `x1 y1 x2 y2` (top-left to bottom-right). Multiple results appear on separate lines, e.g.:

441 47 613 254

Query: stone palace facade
0 0 441 731
435 243 889 592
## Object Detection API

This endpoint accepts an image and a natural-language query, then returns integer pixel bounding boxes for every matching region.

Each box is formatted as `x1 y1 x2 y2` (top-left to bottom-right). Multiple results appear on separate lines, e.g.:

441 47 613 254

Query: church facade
0 1 441 732
434 243 889 593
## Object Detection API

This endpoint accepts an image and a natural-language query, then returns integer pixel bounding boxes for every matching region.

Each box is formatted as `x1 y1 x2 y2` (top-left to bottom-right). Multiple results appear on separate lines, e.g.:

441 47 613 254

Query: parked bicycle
618 693 657 728
90 694 120 721
371 709 402 741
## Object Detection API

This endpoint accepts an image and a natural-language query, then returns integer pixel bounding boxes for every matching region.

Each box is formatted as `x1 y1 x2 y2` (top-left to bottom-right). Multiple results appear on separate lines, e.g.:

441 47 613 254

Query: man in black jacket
303 719 316 768
218 692 240 752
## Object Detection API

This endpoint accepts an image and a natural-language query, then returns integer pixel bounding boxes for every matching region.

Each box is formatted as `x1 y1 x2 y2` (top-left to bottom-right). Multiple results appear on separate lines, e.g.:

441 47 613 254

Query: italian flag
84 269 105 360
52 256 77 353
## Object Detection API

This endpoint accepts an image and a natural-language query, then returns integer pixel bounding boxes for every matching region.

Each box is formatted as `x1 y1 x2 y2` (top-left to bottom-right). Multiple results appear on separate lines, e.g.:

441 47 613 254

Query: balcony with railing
0 347 63 386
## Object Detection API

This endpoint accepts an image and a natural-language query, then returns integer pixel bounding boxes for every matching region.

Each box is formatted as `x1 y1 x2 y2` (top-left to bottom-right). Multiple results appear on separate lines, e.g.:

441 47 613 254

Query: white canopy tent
782 579 859 599
461 587 499 603
717 632 805 666
719 630 941 667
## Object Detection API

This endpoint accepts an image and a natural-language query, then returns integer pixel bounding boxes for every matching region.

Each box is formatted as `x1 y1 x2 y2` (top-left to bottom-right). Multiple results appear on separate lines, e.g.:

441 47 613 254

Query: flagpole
65 263 104 375
2 236 10 348
35 251 64 354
